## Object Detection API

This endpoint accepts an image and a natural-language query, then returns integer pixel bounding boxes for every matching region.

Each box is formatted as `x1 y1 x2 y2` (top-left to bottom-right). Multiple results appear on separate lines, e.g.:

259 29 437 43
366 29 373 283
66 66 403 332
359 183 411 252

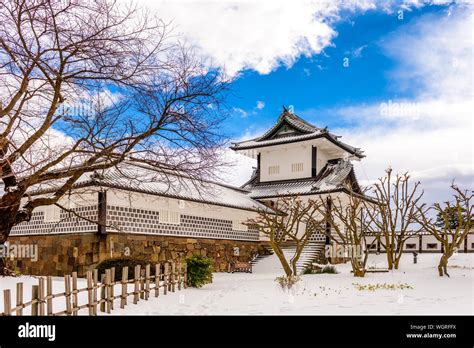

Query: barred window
291 163 304 172
232 220 248 231
268 165 279 175
43 205 61 223
159 210 181 225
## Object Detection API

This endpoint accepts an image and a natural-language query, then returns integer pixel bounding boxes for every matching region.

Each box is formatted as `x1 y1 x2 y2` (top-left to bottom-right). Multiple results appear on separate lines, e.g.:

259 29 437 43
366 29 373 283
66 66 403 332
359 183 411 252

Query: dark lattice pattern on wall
10 206 99 235
309 232 326 242
106 205 259 241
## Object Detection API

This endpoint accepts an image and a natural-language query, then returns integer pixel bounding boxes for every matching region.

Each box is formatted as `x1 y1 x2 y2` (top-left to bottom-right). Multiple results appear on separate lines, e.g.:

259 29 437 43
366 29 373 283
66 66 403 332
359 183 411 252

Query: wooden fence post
177 262 182 291
105 269 111 314
171 262 176 292
121 266 128 309
140 269 145 300
64 274 72 316
154 263 160 297
16 283 23 316
46 277 53 316
110 267 115 311
100 273 106 313
93 269 98 315
86 271 94 316
38 277 45 316
3 289 11 316
133 265 140 304
31 285 38 315
163 262 169 295
145 264 150 300
72 272 78 316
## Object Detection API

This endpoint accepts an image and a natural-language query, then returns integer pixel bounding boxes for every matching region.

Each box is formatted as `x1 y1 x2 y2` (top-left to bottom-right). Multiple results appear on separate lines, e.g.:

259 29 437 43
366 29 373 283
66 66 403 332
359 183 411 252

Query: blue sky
139 0 472 203
223 4 451 136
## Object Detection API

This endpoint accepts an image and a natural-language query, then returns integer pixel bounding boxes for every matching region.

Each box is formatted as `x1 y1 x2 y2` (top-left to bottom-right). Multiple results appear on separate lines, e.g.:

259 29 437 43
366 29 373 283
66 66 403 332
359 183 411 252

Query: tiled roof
27 163 275 214
230 109 364 158
243 159 360 199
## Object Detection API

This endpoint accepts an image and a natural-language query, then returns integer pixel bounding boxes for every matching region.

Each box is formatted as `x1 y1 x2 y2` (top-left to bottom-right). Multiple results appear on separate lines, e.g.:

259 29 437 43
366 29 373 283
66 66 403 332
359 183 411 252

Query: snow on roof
230 108 364 158
243 159 359 199
27 162 275 214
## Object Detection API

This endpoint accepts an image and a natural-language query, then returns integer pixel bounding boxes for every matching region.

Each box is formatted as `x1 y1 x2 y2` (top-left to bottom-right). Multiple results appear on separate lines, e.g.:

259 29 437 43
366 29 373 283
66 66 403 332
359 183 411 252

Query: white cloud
256 101 265 110
346 44 368 58
232 107 248 118
132 0 419 77
333 7 473 204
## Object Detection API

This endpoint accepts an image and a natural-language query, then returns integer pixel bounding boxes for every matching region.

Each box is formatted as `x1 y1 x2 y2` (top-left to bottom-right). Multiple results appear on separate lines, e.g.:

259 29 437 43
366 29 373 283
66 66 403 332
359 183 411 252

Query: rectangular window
426 243 438 249
406 243 416 249
471 243 474 248
232 220 248 231
44 206 61 223
268 165 279 175
159 210 181 225
291 163 304 173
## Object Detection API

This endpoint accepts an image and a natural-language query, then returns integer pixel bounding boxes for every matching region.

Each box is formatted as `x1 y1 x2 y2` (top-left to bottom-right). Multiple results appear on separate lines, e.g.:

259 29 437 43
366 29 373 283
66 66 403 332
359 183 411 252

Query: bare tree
364 168 424 270
417 184 472 277
247 197 326 278
322 192 376 277
0 0 228 273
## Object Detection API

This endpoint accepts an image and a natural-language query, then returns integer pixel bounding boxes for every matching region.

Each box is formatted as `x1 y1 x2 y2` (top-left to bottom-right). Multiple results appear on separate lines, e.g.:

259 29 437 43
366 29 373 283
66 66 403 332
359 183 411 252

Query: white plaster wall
260 143 311 182
106 188 259 226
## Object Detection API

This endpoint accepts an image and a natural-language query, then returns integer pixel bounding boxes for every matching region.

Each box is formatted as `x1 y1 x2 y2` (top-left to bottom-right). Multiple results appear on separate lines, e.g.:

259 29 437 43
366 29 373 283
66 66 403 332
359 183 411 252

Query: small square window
426 243 438 249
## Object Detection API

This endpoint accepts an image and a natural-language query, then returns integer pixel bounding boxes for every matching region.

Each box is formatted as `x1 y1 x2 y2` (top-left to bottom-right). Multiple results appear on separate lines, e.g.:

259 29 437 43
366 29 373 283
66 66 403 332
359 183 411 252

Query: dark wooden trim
419 235 423 253
231 132 365 158
464 236 468 252
98 191 107 234
311 146 317 177
325 197 331 245
257 153 261 182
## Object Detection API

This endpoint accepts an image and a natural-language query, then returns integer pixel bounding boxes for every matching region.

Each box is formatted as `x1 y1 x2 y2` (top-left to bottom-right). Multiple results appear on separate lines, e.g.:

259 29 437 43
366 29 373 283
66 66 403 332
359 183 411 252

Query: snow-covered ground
1 253 473 315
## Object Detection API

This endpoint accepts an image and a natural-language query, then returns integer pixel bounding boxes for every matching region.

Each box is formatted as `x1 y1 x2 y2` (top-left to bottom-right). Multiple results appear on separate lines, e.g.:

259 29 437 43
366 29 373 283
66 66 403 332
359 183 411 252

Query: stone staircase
251 241 325 275
280 241 325 274
250 246 274 267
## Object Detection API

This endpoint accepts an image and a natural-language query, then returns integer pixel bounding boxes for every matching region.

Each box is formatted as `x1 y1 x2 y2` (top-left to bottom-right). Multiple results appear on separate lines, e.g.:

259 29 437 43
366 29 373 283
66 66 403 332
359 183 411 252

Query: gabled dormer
231 107 364 184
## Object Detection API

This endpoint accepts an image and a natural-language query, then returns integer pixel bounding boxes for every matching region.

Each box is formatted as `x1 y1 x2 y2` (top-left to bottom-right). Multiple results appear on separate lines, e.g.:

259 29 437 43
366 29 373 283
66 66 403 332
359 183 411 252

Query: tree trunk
386 246 394 270
438 253 451 277
394 253 402 270
351 259 366 277
271 242 292 277
0 201 20 275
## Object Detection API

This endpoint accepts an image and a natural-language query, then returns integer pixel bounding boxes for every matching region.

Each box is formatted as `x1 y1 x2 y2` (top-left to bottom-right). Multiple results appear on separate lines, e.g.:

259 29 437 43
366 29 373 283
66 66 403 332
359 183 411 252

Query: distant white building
8 108 472 275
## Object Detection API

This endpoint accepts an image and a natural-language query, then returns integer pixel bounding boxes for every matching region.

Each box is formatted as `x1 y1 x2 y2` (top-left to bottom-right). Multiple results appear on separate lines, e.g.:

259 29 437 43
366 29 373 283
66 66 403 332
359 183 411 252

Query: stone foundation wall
7 233 268 277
